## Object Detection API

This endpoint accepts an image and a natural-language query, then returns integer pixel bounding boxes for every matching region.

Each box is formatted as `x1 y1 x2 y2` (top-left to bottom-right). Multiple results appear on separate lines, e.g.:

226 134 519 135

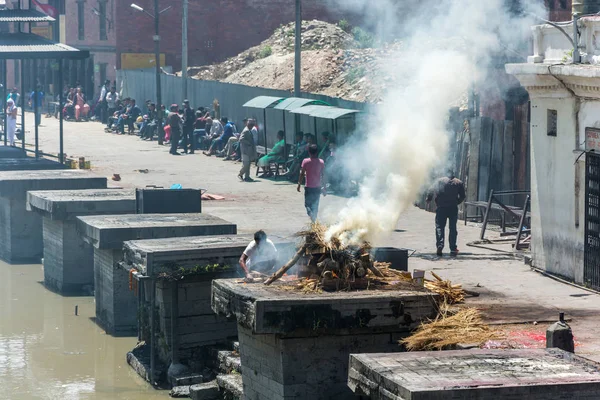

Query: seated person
286 132 312 181
220 118 248 160
140 103 158 140
74 88 90 121
204 117 231 156
318 131 332 162
239 230 278 278
257 130 286 176
118 99 141 134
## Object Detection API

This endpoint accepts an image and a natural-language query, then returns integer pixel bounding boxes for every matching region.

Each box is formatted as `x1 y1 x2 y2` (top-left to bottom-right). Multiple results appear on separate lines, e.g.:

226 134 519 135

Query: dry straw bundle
401 307 500 351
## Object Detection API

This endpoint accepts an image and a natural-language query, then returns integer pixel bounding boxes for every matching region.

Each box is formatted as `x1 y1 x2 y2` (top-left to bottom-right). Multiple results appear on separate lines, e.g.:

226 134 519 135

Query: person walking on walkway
298 144 325 222
29 85 44 127
167 104 182 155
238 119 257 182
5 98 17 147
426 170 466 257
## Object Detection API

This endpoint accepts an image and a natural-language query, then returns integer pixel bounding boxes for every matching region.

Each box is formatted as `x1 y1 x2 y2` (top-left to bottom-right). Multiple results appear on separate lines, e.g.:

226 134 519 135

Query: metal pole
263 109 268 150
21 60 25 151
34 59 39 158
573 14 581 63
294 0 301 97
3 60 6 147
154 0 164 145
181 0 188 100
59 60 64 163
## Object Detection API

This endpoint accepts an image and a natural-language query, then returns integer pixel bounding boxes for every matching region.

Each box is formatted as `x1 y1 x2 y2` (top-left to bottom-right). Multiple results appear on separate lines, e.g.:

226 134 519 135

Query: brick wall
115 0 354 71
64 0 118 90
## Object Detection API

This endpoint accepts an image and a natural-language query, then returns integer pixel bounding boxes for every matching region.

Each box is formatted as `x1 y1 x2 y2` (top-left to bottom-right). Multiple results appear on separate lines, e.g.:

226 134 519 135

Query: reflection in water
0 262 167 400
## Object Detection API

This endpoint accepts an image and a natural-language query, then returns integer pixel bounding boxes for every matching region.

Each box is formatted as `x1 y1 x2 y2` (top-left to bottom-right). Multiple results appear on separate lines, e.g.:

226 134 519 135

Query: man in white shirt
239 230 278 278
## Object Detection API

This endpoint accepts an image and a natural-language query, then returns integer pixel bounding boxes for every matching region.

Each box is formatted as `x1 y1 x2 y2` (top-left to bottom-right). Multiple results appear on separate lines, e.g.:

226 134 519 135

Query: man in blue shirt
29 85 45 127
118 98 141 134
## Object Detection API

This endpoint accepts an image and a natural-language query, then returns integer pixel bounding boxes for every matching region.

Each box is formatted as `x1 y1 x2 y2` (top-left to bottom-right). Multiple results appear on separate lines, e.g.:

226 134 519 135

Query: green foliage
259 45 273 59
338 19 351 33
346 66 366 84
352 26 375 49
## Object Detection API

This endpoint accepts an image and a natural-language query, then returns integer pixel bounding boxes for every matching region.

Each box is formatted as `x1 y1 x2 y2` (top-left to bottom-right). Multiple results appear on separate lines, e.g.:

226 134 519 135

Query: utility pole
154 0 164 145
294 0 301 97
182 0 188 100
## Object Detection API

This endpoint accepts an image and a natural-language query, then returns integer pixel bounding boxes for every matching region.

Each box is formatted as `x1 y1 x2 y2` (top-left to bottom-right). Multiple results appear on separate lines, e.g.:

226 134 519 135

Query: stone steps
216 374 243 400
217 350 241 374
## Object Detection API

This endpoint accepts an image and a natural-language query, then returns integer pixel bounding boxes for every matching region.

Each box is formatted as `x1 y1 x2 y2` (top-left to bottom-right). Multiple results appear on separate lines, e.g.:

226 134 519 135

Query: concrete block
190 380 220 400
0 157 65 171
348 349 600 399
27 189 136 295
77 213 237 250
0 170 106 263
213 279 438 400
80 215 237 336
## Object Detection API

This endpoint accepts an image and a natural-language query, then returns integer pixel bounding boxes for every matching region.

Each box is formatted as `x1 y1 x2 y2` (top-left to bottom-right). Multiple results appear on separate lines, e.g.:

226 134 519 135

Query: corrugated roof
0 9 55 22
273 97 330 110
290 104 360 120
242 96 285 109
0 33 89 60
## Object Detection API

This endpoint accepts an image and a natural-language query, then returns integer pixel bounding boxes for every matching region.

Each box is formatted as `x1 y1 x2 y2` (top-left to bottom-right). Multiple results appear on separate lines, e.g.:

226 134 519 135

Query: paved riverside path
27 112 600 362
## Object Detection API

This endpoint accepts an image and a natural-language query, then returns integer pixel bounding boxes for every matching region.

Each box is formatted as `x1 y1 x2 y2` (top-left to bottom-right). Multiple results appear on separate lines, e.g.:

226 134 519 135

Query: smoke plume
324 0 544 246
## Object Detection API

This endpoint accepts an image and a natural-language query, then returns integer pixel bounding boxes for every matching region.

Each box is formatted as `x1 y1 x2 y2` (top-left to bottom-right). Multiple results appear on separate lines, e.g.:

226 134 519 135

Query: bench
465 190 531 250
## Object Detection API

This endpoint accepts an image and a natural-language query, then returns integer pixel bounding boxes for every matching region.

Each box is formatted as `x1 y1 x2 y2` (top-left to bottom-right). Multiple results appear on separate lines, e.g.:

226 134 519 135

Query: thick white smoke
324 0 544 246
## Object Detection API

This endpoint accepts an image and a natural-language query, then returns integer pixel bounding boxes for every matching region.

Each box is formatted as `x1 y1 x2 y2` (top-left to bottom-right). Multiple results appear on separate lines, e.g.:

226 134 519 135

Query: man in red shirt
297 144 326 222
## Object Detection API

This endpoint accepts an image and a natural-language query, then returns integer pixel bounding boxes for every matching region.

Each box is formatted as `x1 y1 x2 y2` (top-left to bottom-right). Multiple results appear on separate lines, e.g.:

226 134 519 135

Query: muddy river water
0 262 166 400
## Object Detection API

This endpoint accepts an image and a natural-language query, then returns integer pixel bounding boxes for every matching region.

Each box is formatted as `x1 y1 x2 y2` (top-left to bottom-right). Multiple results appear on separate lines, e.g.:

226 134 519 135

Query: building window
99 63 107 84
559 0 568 10
98 1 107 41
547 109 558 136
77 1 85 40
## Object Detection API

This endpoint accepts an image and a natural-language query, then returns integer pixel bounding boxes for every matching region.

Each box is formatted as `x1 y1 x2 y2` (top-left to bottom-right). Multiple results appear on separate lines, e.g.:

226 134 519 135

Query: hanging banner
31 0 58 19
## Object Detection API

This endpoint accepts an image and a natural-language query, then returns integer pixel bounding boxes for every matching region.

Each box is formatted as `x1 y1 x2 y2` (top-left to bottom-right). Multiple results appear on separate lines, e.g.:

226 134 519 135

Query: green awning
290 105 360 120
242 96 285 109
273 97 330 110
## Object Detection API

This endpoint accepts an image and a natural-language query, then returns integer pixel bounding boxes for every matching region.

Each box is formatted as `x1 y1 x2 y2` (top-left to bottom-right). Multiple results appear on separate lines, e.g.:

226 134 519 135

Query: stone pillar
0 194 44 263
573 0 600 14
93 248 138 336
43 217 94 294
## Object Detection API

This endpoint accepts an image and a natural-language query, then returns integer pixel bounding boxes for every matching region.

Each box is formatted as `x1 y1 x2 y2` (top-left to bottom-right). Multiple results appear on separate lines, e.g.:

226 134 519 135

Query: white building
506 15 600 290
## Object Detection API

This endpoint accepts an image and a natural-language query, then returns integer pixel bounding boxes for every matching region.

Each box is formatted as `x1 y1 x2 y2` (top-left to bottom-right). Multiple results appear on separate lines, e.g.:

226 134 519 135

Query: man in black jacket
182 99 196 154
426 170 466 257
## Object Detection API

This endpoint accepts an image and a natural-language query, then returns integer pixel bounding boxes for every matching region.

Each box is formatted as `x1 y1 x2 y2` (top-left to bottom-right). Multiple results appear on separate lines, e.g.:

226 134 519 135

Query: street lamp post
182 0 188 100
130 2 172 145
294 0 301 97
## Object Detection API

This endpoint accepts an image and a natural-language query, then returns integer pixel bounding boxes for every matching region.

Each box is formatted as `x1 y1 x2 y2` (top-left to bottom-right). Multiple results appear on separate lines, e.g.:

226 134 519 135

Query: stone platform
212 279 438 400
0 157 65 171
348 349 600 399
0 170 107 263
122 234 293 378
77 214 237 336
27 189 136 295
0 147 26 158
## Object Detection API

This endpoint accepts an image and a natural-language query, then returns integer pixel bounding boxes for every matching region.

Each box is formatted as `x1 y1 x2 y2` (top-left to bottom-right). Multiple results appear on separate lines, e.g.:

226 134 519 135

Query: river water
0 261 166 400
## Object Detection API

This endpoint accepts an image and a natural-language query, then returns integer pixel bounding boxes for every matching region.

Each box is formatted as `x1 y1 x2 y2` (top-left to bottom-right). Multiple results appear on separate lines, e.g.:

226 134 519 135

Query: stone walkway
26 112 600 362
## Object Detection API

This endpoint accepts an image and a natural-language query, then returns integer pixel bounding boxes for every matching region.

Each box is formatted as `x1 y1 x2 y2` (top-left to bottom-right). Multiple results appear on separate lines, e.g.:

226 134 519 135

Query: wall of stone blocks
0 195 43 263
154 278 238 365
43 218 94 294
237 325 406 400
94 248 137 335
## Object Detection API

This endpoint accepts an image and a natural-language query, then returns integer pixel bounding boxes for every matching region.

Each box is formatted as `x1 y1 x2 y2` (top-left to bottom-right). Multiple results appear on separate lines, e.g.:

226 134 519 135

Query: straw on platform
401 307 501 351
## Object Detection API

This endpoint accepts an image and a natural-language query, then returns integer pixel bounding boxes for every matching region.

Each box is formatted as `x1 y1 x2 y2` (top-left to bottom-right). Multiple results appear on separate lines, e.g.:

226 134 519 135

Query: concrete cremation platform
0 147 26 158
212 279 438 400
77 213 237 336
348 349 600 400
123 235 257 372
0 157 66 171
0 170 107 263
27 189 136 295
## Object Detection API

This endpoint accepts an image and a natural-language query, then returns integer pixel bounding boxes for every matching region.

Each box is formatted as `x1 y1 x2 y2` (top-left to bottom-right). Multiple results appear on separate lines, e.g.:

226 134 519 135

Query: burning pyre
264 223 421 292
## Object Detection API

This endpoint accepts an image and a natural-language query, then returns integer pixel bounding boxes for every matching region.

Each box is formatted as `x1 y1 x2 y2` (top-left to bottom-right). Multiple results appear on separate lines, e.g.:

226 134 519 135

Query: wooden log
264 244 308 285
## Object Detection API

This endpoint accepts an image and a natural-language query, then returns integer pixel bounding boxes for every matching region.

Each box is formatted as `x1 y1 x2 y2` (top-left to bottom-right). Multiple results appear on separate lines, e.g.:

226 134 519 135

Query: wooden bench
465 190 531 250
